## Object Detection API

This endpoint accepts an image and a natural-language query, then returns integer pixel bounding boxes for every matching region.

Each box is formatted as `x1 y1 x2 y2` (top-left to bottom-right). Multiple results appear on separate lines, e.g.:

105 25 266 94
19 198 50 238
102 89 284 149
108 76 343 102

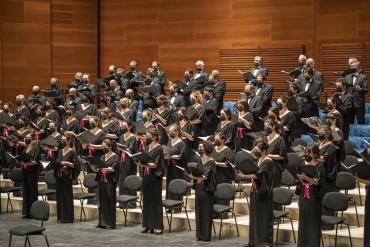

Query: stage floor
0 212 296 247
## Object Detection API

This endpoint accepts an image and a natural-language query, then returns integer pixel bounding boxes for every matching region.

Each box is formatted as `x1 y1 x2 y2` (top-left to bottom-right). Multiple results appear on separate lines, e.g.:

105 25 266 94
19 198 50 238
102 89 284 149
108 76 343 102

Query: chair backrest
214 183 237 201
336 171 356 190
322 192 349 212
286 153 304 175
44 170 56 185
30 201 49 225
168 179 188 196
342 155 358 169
83 173 98 189
344 141 357 156
273 187 293 206
9 168 23 183
281 169 297 187
292 139 308 148
124 175 142 192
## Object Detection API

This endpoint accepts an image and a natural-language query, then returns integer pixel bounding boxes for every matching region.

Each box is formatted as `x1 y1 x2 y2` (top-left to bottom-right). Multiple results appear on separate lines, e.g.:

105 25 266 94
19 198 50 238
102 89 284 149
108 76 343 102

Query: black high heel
141 227 150 233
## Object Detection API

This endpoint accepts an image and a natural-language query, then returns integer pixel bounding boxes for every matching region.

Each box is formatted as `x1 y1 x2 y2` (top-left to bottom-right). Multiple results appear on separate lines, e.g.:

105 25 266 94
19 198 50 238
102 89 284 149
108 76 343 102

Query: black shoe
106 226 115 230
153 230 163 235
197 237 203 241
96 225 106 229
21 215 30 219
141 228 151 233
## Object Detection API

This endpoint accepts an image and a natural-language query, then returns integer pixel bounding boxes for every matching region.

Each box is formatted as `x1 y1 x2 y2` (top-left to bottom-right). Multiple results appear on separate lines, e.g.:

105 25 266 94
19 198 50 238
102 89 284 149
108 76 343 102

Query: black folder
131 152 152 163
297 164 319 178
134 121 147 135
82 155 106 168
40 136 59 147
0 112 14 125
75 130 95 145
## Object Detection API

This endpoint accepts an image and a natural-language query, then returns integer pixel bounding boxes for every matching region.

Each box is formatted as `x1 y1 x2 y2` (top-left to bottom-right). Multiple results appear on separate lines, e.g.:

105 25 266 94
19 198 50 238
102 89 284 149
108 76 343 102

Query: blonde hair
191 91 203 104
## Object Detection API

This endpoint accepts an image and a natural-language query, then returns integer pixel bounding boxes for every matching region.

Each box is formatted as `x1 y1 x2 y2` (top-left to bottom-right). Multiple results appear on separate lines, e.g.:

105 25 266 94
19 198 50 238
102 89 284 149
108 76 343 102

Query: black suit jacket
298 71 324 92
249 67 269 78
167 94 186 109
255 83 273 116
213 80 226 113
345 72 368 108
337 91 354 120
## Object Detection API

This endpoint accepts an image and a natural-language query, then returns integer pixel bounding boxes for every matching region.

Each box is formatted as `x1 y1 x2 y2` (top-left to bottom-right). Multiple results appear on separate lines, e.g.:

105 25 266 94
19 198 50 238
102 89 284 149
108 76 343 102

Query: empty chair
344 141 357 156
8 200 50 247
341 155 362 205
281 169 297 189
73 173 98 221
162 179 191 232
117 175 142 227
38 170 56 201
272 187 296 245
335 172 360 226
212 183 239 240
0 168 23 213
321 192 353 247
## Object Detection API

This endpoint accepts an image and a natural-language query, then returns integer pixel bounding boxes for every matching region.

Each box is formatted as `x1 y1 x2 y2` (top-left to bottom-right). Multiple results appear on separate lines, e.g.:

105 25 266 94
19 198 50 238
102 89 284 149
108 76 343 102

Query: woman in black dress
20 132 41 218
317 127 337 221
238 141 274 247
54 134 78 223
32 106 49 139
45 101 60 123
265 119 287 188
177 107 194 160
187 142 217 241
296 144 326 247
138 128 164 235
216 108 235 150
137 109 155 152
100 109 120 139
118 120 138 208
235 100 254 151
188 91 205 140
77 93 98 130
61 104 80 133
277 96 295 149
153 95 171 145
326 112 345 168
91 139 119 229
165 124 188 200
212 132 235 185
116 97 133 122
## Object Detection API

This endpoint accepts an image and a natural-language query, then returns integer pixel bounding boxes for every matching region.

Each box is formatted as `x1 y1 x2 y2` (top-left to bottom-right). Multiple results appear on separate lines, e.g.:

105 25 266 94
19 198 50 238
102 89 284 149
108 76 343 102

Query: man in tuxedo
77 74 96 100
335 78 354 140
167 83 185 109
203 86 220 135
193 60 208 88
121 60 143 93
64 87 81 108
249 56 268 79
125 89 138 122
242 83 263 131
345 57 368 124
297 67 322 134
108 80 124 102
152 61 166 95
45 77 64 106
254 74 273 117
304 58 324 91
182 69 197 107
209 70 226 114
27 85 46 113
68 72 83 89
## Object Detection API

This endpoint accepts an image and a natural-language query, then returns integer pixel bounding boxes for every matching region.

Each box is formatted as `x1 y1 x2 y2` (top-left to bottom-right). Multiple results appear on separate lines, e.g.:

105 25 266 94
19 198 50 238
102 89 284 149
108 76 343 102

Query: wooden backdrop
0 0 98 104
100 0 370 101
1 0 370 103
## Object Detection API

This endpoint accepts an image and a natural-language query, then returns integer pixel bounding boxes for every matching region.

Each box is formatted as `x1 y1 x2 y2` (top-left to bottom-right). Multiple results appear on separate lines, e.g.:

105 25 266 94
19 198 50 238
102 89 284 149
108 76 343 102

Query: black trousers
353 106 365 124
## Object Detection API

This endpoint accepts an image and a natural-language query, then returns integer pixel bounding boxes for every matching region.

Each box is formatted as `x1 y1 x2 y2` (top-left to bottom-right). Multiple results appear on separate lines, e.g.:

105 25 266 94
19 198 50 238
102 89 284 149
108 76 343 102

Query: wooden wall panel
100 0 370 101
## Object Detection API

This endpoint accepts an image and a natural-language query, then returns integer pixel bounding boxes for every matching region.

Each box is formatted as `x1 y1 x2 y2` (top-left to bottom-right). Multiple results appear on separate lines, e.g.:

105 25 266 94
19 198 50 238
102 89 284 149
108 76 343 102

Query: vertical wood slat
220 45 305 101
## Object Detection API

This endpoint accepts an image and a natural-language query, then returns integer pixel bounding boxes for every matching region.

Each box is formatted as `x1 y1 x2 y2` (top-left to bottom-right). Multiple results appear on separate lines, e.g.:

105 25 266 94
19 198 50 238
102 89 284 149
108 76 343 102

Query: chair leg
219 213 223 240
169 211 173 233
184 206 191 230
276 221 280 246
233 212 239 237
321 232 325 247
354 202 360 227
212 220 216 234
8 234 12 247
165 210 170 231
26 236 31 247
289 217 296 243
124 208 128 227
7 193 13 213
334 224 338 247
24 236 28 247
357 181 362 206
346 224 353 247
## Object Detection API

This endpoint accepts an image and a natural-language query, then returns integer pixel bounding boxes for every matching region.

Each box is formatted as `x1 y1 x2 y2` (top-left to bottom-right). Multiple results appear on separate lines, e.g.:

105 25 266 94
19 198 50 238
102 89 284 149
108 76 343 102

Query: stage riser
0 196 364 246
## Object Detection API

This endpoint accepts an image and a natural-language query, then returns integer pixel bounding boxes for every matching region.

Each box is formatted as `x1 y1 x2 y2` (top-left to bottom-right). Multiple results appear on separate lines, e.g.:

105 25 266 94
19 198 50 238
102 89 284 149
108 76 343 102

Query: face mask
190 98 196 105
253 151 262 158
197 149 204 155
336 87 342 92
303 155 313 162
69 94 75 99
237 106 243 111
103 148 109 154
214 140 221 146
256 80 263 87
326 104 333 110
36 112 42 117
4 108 9 114
204 95 210 101
101 115 108 120
59 142 67 149
169 133 176 139
49 128 56 133
121 127 128 134
66 111 72 116
16 100 22 106
254 62 260 68
25 139 31 145
146 138 153 145
51 84 57 88
130 66 136 71
264 127 272 135
305 76 311 81
156 102 162 106
350 68 357 73
277 103 283 110
244 91 251 97
33 91 39 96
142 116 148 122
177 115 184 121
318 133 326 141
46 105 52 110
220 115 225 121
